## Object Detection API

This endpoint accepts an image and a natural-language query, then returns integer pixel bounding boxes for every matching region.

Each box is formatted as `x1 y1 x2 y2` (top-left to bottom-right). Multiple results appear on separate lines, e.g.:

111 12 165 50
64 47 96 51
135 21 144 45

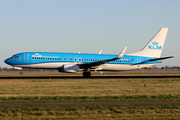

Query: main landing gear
83 71 91 78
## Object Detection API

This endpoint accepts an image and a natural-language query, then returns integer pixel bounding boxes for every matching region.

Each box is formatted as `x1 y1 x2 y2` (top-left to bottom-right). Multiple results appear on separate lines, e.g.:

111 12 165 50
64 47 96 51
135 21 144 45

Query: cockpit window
11 55 18 58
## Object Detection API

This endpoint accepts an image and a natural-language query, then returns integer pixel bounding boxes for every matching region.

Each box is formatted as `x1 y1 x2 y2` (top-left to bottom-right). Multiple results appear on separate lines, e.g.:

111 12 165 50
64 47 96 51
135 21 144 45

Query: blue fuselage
5 52 161 71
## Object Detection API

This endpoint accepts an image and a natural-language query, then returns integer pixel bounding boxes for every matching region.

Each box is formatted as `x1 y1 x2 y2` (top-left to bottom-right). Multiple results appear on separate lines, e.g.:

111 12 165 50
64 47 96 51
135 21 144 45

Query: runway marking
1 101 180 106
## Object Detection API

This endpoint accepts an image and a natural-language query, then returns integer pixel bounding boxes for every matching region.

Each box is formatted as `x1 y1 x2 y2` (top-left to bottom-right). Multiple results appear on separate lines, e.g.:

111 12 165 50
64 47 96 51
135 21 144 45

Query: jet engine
58 64 79 73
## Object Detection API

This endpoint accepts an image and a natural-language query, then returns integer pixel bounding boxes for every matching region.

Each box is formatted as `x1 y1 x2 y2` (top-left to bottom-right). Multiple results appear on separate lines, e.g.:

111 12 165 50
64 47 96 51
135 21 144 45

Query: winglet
117 47 127 59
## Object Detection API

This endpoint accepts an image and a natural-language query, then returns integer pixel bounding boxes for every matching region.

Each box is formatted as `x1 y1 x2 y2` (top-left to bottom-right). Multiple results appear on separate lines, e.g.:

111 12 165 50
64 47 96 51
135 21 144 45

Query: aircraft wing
79 47 127 69
132 56 174 65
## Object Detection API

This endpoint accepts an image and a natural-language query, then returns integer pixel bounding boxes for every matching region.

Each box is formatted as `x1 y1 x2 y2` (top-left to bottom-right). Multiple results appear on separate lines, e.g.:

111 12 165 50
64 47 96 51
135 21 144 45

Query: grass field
0 71 180 119
1 105 180 119
0 77 180 97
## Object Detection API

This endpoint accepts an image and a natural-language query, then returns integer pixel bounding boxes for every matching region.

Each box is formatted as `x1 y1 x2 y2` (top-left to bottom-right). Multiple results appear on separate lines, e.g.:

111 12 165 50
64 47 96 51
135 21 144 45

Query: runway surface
1 101 180 106
0 75 180 79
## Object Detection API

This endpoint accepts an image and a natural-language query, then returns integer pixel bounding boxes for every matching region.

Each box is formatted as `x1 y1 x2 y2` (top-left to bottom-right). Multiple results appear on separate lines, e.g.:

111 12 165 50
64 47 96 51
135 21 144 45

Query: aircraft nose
4 58 11 65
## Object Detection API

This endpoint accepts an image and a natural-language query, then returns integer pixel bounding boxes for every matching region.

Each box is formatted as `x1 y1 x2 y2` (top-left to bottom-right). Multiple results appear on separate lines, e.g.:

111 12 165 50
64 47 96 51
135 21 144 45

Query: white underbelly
14 62 73 69
98 63 159 71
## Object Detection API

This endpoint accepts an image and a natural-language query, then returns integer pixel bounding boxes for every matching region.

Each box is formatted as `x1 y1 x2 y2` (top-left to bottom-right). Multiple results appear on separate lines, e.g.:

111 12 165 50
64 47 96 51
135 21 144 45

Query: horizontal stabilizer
132 56 173 65
148 56 173 62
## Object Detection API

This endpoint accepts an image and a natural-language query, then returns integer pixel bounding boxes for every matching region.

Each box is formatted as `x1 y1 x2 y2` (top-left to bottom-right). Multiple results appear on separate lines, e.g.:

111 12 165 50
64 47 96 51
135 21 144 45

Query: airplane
4 28 173 77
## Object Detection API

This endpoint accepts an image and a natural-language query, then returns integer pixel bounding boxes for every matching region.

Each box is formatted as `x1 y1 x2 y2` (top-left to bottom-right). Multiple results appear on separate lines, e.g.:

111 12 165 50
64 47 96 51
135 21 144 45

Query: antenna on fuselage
98 50 102 54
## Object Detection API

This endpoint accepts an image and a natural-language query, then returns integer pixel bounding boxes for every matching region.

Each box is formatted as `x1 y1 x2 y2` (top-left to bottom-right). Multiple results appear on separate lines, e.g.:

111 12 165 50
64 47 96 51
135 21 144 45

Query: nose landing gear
19 71 23 75
83 71 91 78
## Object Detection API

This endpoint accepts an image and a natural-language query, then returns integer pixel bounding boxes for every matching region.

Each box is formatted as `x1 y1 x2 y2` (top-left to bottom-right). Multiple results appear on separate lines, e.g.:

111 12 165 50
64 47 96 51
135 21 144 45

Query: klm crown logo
32 53 42 57
148 41 162 50
152 41 159 45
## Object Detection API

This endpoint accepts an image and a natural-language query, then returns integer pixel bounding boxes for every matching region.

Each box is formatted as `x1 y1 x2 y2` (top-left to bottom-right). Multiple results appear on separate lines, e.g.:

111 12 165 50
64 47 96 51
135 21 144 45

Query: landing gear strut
83 71 91 78
19 71 23 75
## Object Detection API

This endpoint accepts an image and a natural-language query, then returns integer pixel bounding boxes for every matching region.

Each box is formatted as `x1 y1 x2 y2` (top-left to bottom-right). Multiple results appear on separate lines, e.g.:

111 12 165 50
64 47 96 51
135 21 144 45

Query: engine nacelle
58 64 79 73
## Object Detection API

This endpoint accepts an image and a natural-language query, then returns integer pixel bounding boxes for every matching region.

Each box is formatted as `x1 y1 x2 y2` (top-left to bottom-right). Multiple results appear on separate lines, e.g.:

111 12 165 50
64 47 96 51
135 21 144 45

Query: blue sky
0 0 179 68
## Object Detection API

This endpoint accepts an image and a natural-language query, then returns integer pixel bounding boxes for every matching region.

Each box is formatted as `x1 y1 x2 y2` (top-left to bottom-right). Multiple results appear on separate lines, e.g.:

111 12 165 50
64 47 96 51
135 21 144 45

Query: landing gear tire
83 71 91 78
19 71 23 75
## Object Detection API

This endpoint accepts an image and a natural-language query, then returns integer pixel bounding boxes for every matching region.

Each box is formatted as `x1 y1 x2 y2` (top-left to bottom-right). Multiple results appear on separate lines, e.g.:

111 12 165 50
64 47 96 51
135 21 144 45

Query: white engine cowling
59 64 79 73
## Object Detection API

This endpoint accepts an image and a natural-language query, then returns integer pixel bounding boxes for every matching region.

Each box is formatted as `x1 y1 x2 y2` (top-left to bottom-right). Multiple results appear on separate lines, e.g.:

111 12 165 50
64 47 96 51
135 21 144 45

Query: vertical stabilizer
128 28 168 58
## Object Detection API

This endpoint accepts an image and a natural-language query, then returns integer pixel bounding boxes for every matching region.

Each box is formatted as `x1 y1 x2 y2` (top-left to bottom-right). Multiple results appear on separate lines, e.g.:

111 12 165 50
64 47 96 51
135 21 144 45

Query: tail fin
128 28 168 58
